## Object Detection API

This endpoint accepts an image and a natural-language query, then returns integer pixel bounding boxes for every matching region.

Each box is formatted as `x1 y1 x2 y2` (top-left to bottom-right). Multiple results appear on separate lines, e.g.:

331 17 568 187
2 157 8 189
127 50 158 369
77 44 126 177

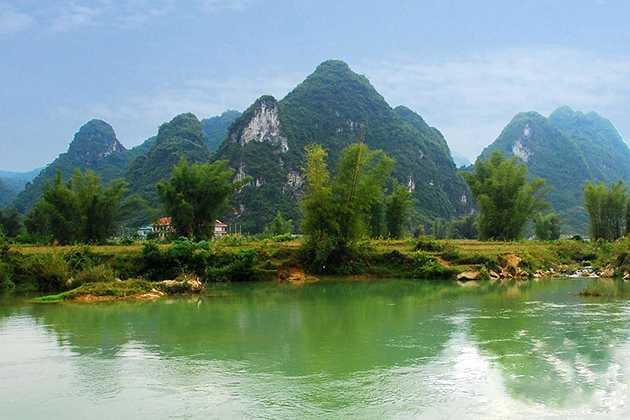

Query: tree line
1 145 629 249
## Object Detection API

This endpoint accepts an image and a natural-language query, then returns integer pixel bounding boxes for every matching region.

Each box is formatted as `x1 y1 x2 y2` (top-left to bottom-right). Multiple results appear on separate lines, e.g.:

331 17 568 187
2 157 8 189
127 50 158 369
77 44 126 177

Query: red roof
154 217 171 225
215 220 227 227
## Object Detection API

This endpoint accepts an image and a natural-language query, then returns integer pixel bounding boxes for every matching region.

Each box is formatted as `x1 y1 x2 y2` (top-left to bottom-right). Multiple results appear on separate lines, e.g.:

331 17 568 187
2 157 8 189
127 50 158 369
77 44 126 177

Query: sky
1 0 630 171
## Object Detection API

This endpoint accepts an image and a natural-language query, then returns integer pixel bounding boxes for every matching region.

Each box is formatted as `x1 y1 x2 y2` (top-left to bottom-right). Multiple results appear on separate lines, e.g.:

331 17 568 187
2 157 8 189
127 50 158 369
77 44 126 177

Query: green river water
2 277 630 419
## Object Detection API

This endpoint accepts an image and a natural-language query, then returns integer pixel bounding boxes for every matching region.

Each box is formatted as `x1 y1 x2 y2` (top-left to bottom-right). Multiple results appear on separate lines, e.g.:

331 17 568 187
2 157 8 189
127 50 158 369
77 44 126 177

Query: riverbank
3 236 630 300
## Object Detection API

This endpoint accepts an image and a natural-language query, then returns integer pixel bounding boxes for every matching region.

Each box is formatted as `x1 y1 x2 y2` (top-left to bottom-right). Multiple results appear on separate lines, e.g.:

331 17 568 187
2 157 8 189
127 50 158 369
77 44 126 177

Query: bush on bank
2 235 630 295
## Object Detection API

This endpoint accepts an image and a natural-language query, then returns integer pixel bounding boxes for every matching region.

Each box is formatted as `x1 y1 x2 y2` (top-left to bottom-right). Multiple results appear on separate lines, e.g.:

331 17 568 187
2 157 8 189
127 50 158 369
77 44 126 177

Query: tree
157 157 251 240
534 212 563 240
461 151 550 241
0 206 24 238
451 214 478 239
301 143 394 241
582 180 628 241
270 211 292 236
385 182 413 239
300 143 394 272
333 143 395 240
31 169 128 244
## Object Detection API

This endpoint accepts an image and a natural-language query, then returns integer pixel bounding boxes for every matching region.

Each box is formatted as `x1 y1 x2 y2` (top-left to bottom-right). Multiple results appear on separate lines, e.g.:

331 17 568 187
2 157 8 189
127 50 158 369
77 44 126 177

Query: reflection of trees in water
28 280 479 376
11 278 630 413
469 279 629 407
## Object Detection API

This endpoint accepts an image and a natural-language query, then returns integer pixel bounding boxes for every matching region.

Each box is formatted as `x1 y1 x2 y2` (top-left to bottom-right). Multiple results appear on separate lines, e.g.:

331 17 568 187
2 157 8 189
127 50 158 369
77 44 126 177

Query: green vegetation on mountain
201 110 241 154
125 113 212 222
0 179 16 208
549 106 630 185
480 107 630 236
0 168 41 207
213 96 304 233
213 60 471 234
13 120 134 214
480 111 593 234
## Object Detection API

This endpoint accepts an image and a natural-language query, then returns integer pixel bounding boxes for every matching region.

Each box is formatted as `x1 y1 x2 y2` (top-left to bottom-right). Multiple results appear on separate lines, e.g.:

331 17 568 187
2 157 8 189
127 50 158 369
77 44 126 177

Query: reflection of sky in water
2 279 630 419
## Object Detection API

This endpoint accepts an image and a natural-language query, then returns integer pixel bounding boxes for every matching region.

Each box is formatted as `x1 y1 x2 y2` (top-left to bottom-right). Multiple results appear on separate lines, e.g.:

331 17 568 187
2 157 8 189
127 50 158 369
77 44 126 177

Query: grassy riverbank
2 235 630 299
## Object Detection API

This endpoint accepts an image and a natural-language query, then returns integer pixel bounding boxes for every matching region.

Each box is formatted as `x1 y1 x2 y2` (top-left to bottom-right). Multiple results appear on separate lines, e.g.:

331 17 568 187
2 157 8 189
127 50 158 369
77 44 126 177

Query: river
2 277 630 419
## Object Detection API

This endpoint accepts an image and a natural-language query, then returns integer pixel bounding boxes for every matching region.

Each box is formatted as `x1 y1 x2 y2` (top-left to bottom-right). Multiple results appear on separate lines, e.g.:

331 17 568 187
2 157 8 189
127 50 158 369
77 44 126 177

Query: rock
489 270 500 280
600 265 615 278
624 271 630 280
286 266 306 283
457 271 480 281
160 274 205 293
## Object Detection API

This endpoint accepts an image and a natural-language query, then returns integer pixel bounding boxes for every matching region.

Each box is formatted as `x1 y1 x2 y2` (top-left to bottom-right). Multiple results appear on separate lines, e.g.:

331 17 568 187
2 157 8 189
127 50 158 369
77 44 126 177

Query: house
137 226 153 239
214 220 228 237
152 217 173 238
149 218 230 238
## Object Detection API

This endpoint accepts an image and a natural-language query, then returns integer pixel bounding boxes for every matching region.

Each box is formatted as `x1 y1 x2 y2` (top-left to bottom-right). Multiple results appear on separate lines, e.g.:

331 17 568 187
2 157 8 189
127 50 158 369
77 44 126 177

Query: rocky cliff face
230 96 288 152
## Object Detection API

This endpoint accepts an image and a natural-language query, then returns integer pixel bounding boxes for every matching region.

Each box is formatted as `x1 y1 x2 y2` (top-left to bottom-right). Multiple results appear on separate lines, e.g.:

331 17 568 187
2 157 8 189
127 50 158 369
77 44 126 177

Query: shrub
0 262 15 292
271 233 294 242
141 242 177 281
413 236 446 252
209 249 260 282
64 245 96 271
440 248 464 262
299 233 368 274
409 252 458 279
75 264 117 285
23 252 72 291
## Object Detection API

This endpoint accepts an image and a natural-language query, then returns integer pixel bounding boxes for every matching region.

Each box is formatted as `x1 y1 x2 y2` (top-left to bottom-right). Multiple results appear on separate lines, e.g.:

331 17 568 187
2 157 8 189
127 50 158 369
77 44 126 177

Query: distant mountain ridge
480 106 630 234
0 167 41 208
10 61 626 237
13 119 136 213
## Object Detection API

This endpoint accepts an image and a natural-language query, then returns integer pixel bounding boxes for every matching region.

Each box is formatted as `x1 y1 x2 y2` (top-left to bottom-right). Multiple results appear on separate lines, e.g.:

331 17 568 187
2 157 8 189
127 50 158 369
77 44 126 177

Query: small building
152 217 173 238
214 220 228 237
137 226 153 239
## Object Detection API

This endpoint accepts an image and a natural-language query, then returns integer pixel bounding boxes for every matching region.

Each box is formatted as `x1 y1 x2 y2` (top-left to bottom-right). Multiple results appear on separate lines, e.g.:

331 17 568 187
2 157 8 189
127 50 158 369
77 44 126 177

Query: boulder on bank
457 271 480 281
160 274 205 293
600 265 615 278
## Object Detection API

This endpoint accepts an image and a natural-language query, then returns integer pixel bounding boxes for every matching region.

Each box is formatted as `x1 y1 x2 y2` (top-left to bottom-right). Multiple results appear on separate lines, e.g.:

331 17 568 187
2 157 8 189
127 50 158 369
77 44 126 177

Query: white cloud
357 46 630 160
50 3 105 32
196 0 266 12
43 0 261 32
0 3 34 35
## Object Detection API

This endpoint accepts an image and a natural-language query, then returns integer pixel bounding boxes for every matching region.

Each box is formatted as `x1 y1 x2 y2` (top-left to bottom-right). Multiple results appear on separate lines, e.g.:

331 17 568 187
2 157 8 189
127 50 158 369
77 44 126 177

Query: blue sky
1 0 630 171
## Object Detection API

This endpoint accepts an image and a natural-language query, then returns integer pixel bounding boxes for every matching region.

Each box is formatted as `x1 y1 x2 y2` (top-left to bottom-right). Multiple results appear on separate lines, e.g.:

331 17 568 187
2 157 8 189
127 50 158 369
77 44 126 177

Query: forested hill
13 119 136 213
213 59 472 233
479 107 630 234
125 113 212 211
548 106 630 184
202 110 241 154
